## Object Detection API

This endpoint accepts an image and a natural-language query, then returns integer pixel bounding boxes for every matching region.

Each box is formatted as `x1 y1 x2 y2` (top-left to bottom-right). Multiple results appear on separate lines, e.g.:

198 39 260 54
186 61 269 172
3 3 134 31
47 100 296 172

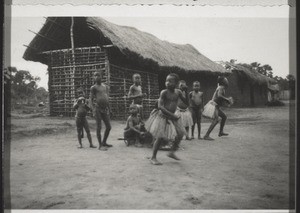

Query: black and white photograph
3 2 296 211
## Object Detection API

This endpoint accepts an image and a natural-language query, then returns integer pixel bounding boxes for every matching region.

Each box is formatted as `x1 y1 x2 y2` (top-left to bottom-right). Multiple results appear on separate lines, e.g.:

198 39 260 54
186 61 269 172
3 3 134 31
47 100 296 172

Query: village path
8 102 294 209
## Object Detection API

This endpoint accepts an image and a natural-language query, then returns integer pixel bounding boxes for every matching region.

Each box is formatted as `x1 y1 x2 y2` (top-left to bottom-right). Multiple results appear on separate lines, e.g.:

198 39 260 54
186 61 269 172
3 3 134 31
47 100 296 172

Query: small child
73 96 96 149
124 104 146 147
128 73 147 120
89 71 113 151
189 81 204 139
175 80 193 140
145 73 188 165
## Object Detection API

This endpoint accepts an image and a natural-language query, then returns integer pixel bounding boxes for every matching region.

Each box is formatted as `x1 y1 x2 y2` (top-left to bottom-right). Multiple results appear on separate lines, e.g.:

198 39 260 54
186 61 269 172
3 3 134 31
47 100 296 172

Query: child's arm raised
178 89 189 106
128 85 144 100
73 99 79 110
158 90 178 120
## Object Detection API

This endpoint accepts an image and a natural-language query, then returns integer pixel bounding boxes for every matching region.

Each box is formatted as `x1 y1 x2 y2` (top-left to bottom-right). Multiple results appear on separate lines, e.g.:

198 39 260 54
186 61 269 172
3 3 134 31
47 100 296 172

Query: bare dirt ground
8 102 294 209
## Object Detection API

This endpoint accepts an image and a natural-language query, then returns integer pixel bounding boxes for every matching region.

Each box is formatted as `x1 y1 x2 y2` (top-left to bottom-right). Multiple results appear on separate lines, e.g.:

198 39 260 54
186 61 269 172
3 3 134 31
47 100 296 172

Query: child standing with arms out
204 76 230 140
73 96 96 149
189 81 204 139
128 73 147 119
146 73 188 165
89 71 113 150
175 80 193 140
124 104 146 147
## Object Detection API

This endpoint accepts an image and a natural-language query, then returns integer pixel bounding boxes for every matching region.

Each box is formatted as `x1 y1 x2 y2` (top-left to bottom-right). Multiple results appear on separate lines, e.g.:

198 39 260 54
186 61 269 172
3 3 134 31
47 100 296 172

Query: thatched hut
23 17 228 119
218 62 277 107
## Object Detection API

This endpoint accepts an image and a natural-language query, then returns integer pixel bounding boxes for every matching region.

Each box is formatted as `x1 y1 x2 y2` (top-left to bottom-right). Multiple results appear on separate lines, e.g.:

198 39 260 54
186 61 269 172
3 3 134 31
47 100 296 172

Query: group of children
73 70 231 165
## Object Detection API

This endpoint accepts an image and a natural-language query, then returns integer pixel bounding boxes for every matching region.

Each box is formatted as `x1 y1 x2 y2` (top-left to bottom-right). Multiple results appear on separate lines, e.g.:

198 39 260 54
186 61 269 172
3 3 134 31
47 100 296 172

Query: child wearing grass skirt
145 73 188 165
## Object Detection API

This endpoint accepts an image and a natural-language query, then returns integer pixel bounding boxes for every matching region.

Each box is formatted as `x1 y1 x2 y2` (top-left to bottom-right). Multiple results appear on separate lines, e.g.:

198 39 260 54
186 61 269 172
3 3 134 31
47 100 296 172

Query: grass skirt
175 107 193 127
145 110 187 141
202 100 218 119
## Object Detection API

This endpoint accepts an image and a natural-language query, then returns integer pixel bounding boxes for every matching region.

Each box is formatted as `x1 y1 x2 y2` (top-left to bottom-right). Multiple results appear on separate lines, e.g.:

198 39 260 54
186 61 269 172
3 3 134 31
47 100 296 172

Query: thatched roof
218 61 276 85
23 17 228 74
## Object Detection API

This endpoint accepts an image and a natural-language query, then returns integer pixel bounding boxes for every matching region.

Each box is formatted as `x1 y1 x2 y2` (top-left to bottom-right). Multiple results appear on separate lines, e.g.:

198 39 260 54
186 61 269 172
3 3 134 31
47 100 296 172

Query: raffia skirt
202 100 218 119
175 107 193 127
145 110 187 141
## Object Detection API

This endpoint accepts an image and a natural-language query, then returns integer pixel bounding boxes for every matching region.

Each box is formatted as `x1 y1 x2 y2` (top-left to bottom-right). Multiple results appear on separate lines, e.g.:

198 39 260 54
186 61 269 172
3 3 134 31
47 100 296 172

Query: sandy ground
7 102 294 209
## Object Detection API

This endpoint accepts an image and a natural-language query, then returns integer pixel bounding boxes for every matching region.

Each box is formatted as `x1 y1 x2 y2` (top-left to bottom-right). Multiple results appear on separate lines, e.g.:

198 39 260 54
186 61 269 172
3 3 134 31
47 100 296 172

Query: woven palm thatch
23 17 228 74
219 61 276 85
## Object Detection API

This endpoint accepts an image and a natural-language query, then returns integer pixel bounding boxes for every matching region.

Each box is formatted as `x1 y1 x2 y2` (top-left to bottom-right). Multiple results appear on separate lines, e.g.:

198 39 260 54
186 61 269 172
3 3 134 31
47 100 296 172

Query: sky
9 6 296 90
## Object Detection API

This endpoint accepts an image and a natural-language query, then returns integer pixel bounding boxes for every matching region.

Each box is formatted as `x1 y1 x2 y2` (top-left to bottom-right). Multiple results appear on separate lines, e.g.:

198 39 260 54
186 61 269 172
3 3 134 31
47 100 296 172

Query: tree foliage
5 67 48 106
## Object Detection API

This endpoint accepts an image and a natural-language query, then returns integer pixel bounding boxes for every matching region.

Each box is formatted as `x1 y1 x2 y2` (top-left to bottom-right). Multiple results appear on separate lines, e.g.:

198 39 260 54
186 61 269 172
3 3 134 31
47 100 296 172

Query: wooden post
70 17 75 115
123 78 127 120
147 73 151 118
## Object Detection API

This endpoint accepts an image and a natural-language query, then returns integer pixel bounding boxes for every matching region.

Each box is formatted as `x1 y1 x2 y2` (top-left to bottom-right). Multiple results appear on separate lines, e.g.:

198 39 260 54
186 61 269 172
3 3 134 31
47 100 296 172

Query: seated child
124 104 147 147
73 96 96 149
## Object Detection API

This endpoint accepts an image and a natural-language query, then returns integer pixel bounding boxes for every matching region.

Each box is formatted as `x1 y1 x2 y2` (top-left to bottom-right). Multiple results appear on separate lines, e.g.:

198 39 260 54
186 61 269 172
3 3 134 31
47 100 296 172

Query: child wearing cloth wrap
146 73 188 165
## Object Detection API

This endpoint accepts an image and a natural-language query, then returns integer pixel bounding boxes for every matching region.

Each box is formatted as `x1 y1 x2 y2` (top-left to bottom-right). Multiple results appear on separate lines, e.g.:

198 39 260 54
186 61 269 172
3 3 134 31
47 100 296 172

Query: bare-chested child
128 73 147 120
175 80 193 140
189 81 204 139
124 104 146 147
73 96 96 149
145 73 188 165
89 71 112 151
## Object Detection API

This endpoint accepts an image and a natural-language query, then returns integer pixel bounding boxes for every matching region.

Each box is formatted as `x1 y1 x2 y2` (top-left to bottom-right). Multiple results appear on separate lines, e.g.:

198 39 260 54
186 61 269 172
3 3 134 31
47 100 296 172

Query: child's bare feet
103 143 113 147
135 143 143 148
204 135 214 140
198 136 203 140
98 146 108 151
167 152 180 160
150 158 162 165
218 132 229 137
90 145 97 148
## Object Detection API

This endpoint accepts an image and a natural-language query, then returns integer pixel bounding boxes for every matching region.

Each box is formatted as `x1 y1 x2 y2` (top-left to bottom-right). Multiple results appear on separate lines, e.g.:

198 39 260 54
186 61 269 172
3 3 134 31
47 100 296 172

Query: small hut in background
23 17 228 119
218 62 277 107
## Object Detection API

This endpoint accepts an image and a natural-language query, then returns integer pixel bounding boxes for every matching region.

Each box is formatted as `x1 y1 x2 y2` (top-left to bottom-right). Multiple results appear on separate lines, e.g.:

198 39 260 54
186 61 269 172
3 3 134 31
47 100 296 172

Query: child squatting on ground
89 71 113 151
189 81 204 139
204 76 231 140
124 104 147 147
175 80 193 140
128 73 147 120
145 73 188 165
73 96 96 149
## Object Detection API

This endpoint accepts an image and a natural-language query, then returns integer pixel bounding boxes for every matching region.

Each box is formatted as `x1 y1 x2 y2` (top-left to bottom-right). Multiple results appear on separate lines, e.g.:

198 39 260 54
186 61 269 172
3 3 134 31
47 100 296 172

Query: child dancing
204 76 231 140
146 73 188 165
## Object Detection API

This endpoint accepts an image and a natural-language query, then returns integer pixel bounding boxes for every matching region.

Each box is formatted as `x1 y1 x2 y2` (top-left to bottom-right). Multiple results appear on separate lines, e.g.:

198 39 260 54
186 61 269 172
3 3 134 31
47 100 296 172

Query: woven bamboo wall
44 46 108 117
109 64 159 120
44 46 159 119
